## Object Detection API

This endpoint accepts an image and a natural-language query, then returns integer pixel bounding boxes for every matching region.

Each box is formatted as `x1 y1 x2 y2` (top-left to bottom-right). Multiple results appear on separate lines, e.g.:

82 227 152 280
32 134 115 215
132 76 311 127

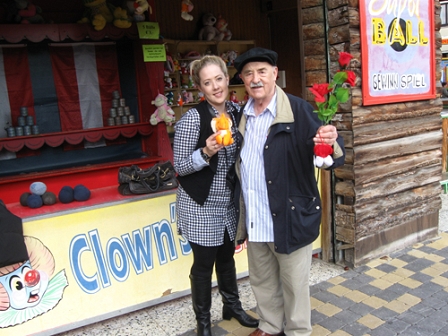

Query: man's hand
313 125 338 146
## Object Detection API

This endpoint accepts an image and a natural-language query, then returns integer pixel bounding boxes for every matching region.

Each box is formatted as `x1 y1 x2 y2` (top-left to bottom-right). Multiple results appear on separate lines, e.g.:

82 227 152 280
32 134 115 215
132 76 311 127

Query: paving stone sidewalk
310 231 448 336
181 231 448 336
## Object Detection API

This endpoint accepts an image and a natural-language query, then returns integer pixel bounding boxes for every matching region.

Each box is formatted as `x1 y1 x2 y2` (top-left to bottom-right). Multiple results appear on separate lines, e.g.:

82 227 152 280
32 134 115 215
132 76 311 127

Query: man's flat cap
234 47 278 73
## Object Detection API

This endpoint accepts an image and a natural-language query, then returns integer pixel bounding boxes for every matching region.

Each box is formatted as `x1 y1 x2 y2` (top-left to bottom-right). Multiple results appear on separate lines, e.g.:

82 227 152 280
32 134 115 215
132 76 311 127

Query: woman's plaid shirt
173 101 240 246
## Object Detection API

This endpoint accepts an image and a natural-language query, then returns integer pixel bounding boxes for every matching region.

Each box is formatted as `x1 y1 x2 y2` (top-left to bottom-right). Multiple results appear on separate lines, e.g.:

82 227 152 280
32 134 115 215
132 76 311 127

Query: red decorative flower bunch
309 51 355 167
309 52 355 124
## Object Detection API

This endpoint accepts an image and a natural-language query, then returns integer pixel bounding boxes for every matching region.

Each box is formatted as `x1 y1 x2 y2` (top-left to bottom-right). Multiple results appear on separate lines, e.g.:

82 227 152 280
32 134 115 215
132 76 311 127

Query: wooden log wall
302 0 443 267
154 0 270 46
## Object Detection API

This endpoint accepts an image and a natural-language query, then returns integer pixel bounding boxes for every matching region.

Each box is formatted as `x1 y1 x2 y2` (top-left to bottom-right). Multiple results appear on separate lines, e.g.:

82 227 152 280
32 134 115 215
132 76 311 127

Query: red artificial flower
345 71 356 86
338 52 353 67
309 51 355 126
309 83 332 103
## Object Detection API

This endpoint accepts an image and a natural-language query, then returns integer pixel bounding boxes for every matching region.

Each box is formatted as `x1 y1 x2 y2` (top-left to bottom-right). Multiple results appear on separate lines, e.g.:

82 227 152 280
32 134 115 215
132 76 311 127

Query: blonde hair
189 55 228 87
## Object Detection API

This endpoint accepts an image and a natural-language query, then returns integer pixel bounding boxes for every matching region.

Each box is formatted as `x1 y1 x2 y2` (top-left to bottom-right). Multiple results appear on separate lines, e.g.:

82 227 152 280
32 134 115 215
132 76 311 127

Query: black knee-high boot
217 268 259 328
190 274 212 336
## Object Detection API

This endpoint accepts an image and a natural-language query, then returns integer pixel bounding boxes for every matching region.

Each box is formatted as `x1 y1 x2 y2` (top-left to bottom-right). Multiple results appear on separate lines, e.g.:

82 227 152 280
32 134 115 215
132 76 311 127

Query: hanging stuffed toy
313 142 334 168
181 0 193 21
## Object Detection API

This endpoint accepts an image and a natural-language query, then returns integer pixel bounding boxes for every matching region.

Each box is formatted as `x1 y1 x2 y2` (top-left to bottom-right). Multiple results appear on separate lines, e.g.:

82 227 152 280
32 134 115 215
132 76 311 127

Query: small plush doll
215 15 232 41
211 114 233 146
165 91 174 105
181 0 193 21
197 92 205 102
125 0 151 22
150 93 176 126
229 90 238 103
14 0 44 24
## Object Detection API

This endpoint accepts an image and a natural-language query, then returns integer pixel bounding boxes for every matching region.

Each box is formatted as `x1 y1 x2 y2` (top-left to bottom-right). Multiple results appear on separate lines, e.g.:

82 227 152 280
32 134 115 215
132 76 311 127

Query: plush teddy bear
211 114 233 146
14 0 44 24
181 0 194 21
150 93 176 126
78 0 131 31
215 15 232 41
198 12 224 41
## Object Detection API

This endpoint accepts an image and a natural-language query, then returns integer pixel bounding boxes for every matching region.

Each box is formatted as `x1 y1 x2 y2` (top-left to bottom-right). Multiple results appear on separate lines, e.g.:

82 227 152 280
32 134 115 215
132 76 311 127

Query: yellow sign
137 21 160 39
0 194 249 335
443 38 448 45
142 44 166 62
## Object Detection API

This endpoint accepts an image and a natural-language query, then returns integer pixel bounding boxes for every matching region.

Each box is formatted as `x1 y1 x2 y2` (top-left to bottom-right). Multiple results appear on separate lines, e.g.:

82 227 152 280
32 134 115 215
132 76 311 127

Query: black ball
42 191 57 205
58 186 74 204
74 184 91 202
20 192 31 207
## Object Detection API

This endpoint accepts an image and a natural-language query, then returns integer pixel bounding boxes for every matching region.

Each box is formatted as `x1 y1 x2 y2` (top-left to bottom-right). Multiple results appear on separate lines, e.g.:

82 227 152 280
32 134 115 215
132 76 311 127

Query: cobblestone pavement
179 194 448 336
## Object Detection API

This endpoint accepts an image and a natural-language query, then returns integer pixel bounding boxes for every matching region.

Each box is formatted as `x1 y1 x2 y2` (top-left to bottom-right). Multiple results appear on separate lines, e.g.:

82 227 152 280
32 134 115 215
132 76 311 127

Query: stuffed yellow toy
113 7 132 28
211 114 233 146
78 0 131 31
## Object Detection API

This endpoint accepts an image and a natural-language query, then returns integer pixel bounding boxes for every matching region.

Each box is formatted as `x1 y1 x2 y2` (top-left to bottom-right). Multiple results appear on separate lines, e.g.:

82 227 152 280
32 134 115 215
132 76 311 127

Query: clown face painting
0 237 68 328
0 260 49 310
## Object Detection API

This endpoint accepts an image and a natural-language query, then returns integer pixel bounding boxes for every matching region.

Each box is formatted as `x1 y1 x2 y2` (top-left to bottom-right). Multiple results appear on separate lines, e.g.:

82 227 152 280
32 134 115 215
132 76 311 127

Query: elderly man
233 47 345 336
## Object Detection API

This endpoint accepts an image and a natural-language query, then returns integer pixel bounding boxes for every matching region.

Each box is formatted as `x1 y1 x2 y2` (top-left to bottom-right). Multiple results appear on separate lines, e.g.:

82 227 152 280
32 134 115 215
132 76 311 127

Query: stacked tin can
7 106 40 137
108 91 134 126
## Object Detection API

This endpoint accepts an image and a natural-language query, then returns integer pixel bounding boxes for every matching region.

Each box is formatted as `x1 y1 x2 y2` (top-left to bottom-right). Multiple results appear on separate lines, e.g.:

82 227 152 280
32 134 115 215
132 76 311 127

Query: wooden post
320 169 332 262
442 115 448 172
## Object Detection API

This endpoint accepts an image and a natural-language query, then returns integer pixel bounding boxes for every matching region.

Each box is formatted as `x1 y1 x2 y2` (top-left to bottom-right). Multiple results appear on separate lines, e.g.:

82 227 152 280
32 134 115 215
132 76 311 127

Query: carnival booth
0 0 341 334
0 1 234 334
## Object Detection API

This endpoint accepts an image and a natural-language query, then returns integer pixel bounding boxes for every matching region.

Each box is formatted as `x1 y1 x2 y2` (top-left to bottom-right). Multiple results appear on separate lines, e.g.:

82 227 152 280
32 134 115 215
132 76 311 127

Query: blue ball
30 181 47 195
27 194 43 208
58 186 74 204
74 184 91 202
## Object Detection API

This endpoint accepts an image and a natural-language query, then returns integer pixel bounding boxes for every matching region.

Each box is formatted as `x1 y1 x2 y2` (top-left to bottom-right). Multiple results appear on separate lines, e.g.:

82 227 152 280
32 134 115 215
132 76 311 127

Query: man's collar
243 91 277 118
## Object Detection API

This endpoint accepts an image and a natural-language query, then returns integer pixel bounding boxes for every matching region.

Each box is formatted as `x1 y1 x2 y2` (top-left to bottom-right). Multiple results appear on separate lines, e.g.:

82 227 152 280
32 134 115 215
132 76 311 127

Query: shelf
0 23 139 43
0 123 153 152
162 39 255 123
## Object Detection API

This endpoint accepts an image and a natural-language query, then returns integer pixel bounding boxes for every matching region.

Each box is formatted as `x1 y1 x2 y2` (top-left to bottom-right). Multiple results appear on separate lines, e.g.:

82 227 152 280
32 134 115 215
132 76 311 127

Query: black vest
177 101 241 205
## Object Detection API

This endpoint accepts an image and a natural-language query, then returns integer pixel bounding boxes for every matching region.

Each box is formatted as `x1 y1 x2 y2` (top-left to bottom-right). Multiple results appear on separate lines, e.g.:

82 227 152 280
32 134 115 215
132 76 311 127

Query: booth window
442 2 448 26
0 39 147 178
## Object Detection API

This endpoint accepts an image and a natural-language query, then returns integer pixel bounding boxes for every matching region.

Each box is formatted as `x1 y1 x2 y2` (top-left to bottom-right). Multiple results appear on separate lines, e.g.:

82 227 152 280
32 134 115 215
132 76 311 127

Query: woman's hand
313 125 338 146
203 132 223 156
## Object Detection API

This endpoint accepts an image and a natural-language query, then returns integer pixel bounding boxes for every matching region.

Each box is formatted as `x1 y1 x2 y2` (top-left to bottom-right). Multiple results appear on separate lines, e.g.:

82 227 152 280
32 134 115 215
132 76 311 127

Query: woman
173 55 258 335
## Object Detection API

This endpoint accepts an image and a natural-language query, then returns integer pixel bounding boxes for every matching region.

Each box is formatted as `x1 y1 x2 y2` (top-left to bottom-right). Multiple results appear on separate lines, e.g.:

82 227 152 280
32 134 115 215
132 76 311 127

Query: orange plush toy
211 114 233 146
